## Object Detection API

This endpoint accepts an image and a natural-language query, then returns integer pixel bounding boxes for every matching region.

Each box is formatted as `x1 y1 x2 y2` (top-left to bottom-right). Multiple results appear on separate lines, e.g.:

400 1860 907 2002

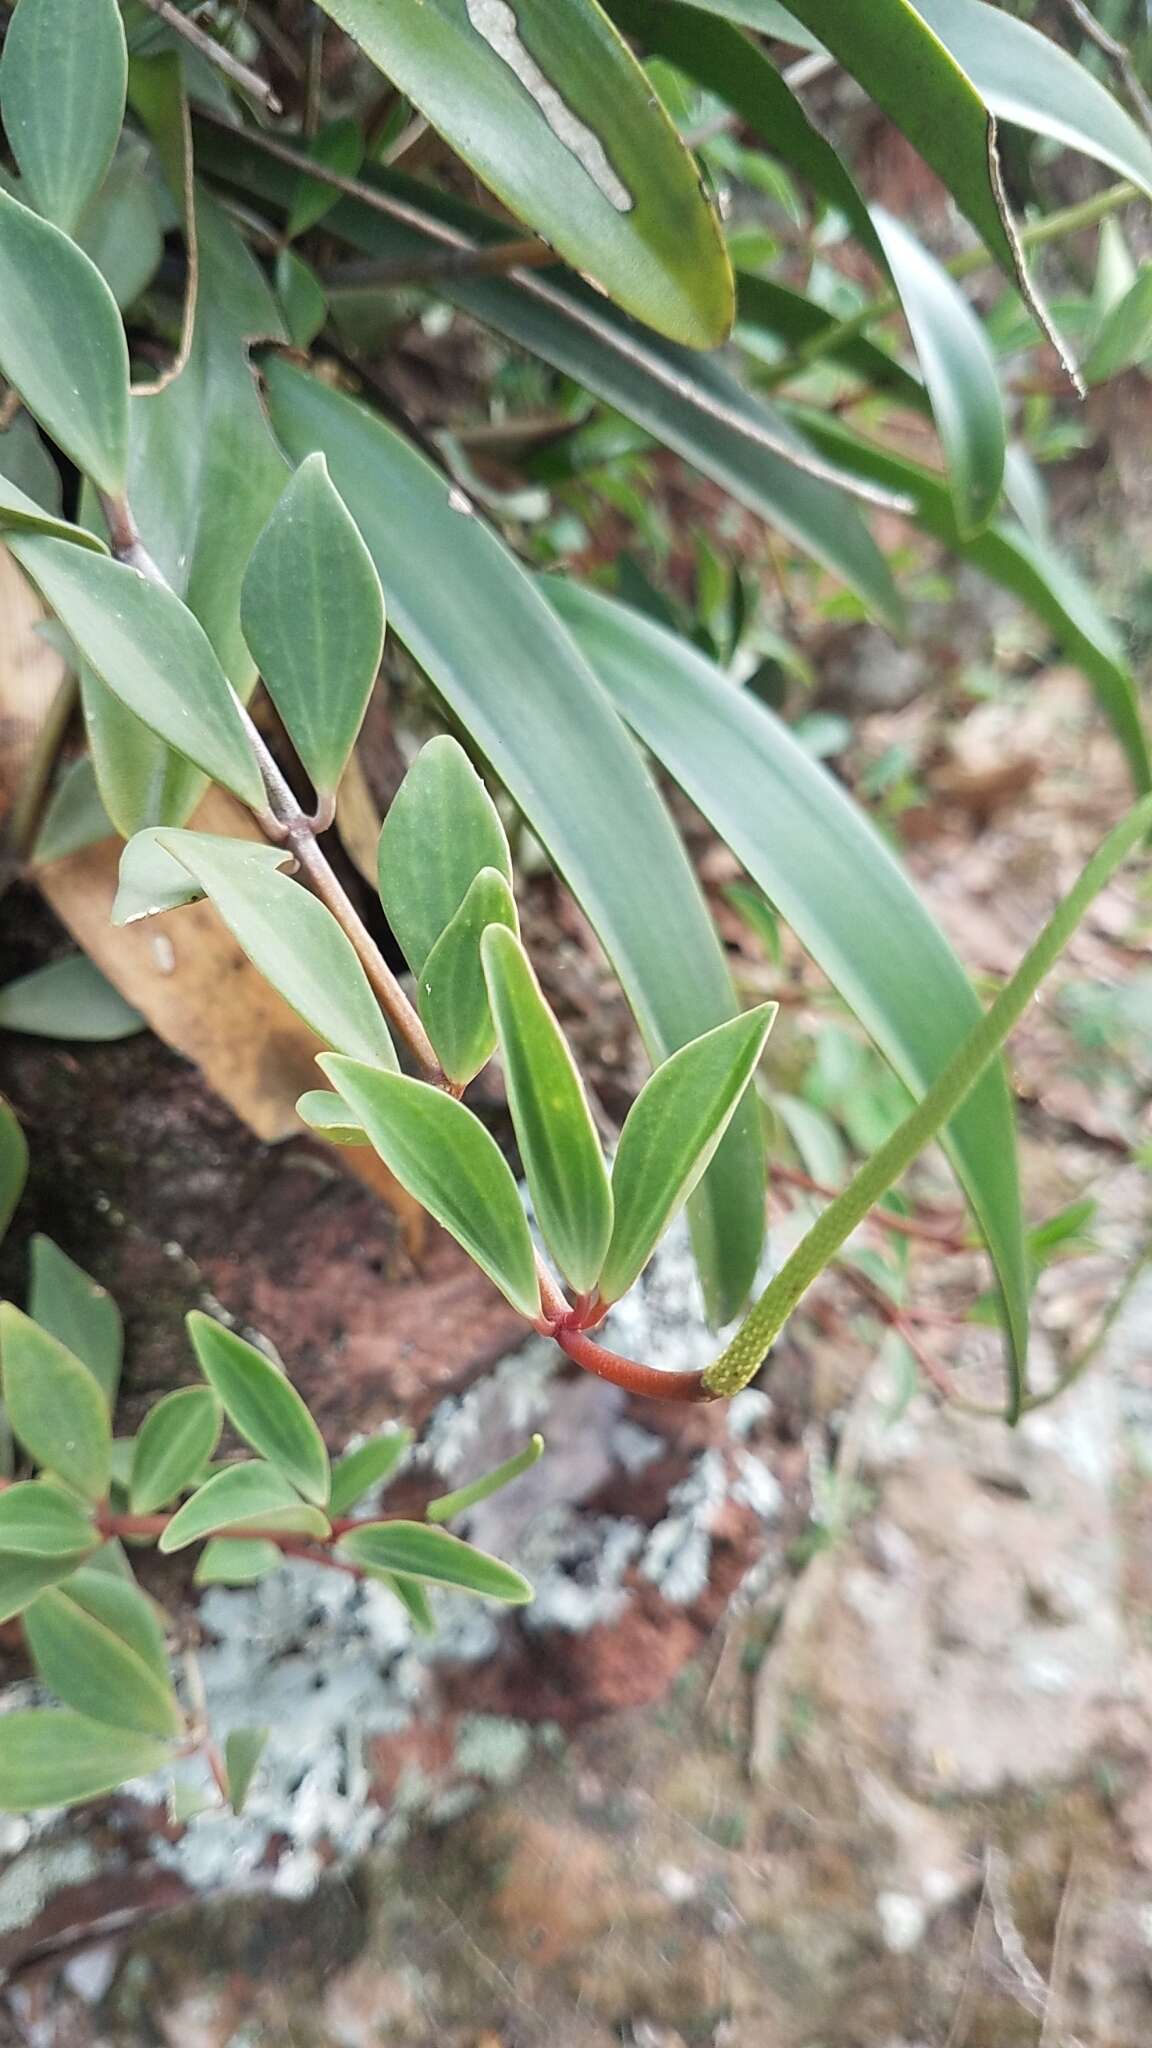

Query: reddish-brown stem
772 1164 971 1251
552 1323 715 1404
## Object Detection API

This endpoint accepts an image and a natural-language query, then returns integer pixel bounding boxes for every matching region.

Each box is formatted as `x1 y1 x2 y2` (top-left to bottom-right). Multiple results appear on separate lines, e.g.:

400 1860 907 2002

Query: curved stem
553 1323 714 1404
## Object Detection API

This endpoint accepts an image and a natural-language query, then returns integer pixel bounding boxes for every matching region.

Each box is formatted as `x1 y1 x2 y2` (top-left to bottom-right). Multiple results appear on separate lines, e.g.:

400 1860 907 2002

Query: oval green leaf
0 1552 88 1625
600 1005 775 1304
158 1463 332 1554
186 1313 330 1508
23 1585 182 1738
0 1304 112 1502
295 1090 370 1147
377 735 512 977
240 453 385 797
0 1711 174 1811
0 956 144 1043
0 188 129 492
129 1386 224 1516
1083 266 1152 386
336 1519 532 1603
420 866 519 1085
61 1566 171 1685
28 1235 122 1411
0 1482 96 1559
328 1429 412 1517
319 1057 541 1320
0 1096 29 1244
481 924 612 1294
312 0 732 347
193 1537 283 1586
0 0 127 232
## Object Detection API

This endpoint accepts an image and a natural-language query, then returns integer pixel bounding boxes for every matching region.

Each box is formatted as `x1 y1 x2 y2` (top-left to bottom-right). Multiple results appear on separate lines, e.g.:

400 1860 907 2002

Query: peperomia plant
1 0 1151 1817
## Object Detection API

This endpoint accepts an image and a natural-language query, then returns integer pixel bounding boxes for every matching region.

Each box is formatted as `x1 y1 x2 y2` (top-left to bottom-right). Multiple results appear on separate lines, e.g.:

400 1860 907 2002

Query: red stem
552 1323 715 1404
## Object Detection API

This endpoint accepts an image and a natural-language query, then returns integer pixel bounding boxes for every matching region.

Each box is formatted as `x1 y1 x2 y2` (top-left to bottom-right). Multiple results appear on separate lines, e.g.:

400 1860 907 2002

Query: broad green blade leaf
240 453 385 797
137 829 398 1068
0 956 143 1042
23 1586 182 1737
113 829 290 925
0 1097 29 1242
59 1567 170 1686
549 581 1031 1369
705 792 1152 1408
10 538 266 811
224 1726 269 1814
210 141 901 624
0 190 129 492
790 411 1152 797
481 925 612 1294
0 0 127 232
311 0 733 347
600 1006 776 1304
0 1552 86 1624
336 1519 532 1603
0 1482 96 1559
420 867 518 1086
0 1305 112 1502
286 117 363 239
870 209 1005 537
426 1434 544 1524
186 1313 330 1508
377 736 512 977
1083 267 1152 385
264 359 767 1324
158 1463 332 1554
28 1236 123 1411
129 1386 223 1515
31 757 115 867
385 1573 435 1634
319 1056 542 1319
295 1090 370 1146
0 471 107 551
0 1711 173 1811
193 1537 283 1586
327 1429 412 1516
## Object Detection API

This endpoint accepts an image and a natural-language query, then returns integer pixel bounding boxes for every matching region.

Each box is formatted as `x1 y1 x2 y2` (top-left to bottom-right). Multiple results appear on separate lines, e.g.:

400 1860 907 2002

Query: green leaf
193 1537 283 1586
328 1430 412 1516
23 1585 182 1737
426 1435 544 1524
1083 266 1152 385
158 1463 332 1554
550 580 1032 1368
0 188 129 492
0 1305 112 1502
0 1711 173 1811
0 956 143 1042
31 756 115 865
0 471 107 552
275 245 328 351
419 867 518 1086
263 359 767 1324
186 1314 330 1508
28 1236 123 1411
319 1057 541 1319
0 1482 96 1559
224 1727 269 1814
481 925 612 1294
600 1007 775 1304
0 409 64 515
0 1097 28 1243
240 454 385 797
129 1386 223 1515
60 1566 170 1686
0 1552 86 1625
336 1519 532 1603
112 828 289 925
0 0 127 232
129 830 398 1070
9 538 266 811
295 1090 370 1147
311 0 732 348
286 116 363 239
376 735 512 977
78 136 165 309
384 1573 435 1634
870 209 1005 537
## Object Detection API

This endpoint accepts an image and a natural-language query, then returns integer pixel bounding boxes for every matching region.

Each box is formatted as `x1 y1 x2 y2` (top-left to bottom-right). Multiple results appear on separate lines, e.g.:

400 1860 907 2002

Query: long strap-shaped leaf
704 793 1152 1410
263 358 765 1323
548 580 1029 1390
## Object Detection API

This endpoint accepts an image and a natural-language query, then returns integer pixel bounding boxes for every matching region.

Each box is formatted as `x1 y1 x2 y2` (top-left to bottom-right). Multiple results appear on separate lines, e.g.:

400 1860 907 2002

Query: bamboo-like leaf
376 736 512 977
319 1057 542 1320
0 1305 112 1502
158 1464 331 1554
0 0 127 232
240 453 386 797
193 1538 283 1586
311 0 732 347
0 1712 174 1811
481 925 612 1294
23 1585 183 1737
186 1314 330 1508
0 1097 28 1243
28 1236 122 1411
336 1520 532 1603
0 1482 96 1559
328 1430 412 1516
10 538 266 810
129 1387 223 1516
426 1435 544 1524
599 1007 776 1305
0 957 144 1043
420 867 518 1086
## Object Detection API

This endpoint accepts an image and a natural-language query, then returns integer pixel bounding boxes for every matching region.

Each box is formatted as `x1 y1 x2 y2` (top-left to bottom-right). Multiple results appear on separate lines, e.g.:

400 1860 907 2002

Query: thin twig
132 72 200 399
1060 0 1152 138
773 1162 971 1250
137 0 280 111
